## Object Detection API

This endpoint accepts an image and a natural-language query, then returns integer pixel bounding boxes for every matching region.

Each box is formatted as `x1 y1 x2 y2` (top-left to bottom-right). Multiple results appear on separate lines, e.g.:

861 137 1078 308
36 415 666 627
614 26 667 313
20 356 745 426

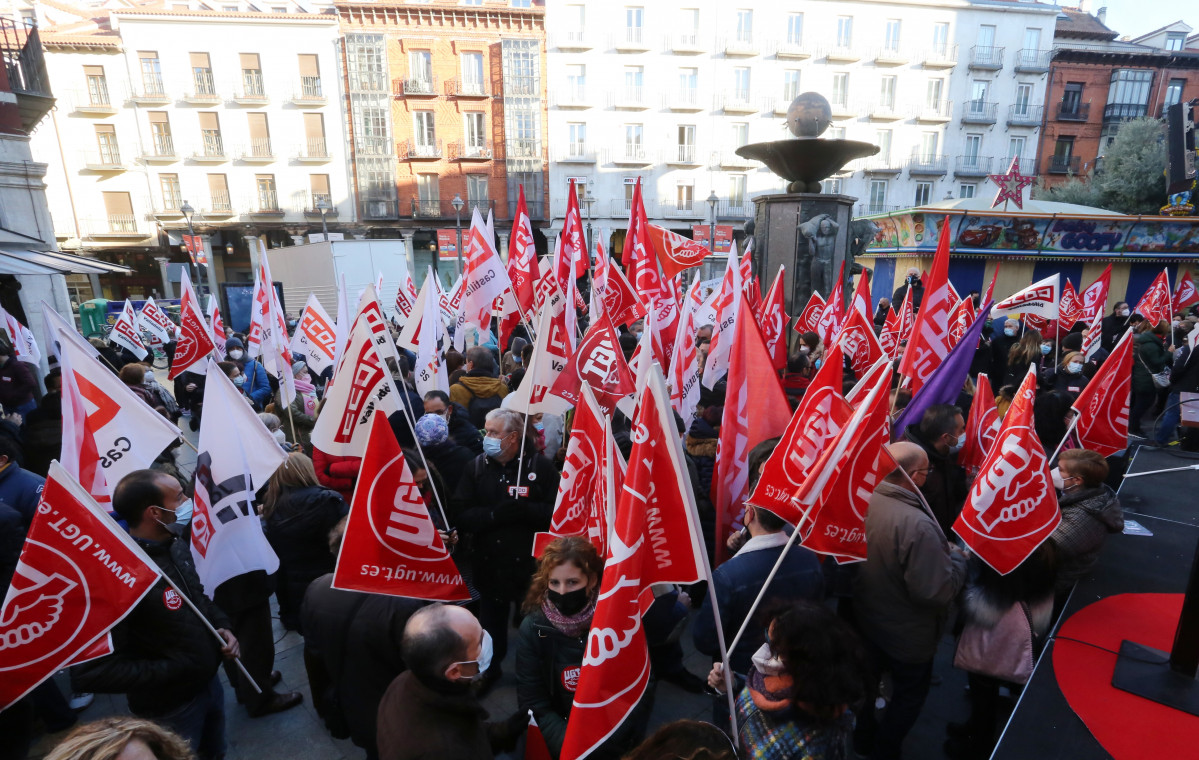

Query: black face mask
547 587 590 616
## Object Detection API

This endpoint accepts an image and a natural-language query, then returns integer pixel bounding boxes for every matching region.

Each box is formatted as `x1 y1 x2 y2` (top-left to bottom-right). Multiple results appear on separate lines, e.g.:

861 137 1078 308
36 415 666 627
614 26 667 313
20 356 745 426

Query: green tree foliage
1034 117 1167 214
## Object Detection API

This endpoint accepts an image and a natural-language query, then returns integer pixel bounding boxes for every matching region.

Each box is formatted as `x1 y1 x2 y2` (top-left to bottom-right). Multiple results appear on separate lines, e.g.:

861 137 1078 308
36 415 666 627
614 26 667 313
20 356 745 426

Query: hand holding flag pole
157 571 261 695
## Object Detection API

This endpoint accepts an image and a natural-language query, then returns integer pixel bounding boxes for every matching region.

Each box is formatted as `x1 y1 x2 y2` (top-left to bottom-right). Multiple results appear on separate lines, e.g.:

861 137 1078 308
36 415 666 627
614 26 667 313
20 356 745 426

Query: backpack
466 391 502 429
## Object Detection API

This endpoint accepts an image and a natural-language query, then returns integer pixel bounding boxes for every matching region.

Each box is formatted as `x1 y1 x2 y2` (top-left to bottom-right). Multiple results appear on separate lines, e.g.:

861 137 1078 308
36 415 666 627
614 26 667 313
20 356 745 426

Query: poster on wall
692 225 734 254
436 230 461 258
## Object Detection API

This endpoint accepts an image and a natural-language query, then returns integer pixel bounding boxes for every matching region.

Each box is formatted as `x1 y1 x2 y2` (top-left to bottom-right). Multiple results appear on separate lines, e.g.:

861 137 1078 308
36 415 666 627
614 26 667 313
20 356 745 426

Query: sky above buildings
1098 0 1196 41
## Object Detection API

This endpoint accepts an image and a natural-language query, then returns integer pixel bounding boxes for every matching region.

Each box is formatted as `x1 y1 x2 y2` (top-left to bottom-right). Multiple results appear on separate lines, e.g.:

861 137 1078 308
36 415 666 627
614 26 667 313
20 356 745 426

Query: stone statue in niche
848 219 880 276
798 213 840 299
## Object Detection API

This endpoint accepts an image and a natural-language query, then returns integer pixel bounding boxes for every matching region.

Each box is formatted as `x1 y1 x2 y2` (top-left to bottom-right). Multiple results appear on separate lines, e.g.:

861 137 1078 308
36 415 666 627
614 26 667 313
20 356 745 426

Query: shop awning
0 248 133 275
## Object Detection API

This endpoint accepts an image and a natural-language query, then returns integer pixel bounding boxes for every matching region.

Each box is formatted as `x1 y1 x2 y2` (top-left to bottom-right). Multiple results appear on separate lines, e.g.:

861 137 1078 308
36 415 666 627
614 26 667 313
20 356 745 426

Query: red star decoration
989 156 1035 210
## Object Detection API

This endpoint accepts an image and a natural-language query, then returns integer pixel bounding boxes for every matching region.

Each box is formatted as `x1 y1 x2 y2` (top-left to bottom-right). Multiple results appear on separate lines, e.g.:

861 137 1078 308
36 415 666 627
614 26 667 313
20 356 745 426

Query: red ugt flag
1174 270 1199 312
1072 329 1133 457
898 218 954 391
549 308 635 415
333 413 469 601
0 462 160 711
953 365 1060 575
1134 269 1172 327
1078 264 1112 325
646 225 710 280
507 184 538 319
960 372 1001 476
169 269 215 380
793 290 826 336
758 265 788 371
1059 280 1083 329
560 369 706 760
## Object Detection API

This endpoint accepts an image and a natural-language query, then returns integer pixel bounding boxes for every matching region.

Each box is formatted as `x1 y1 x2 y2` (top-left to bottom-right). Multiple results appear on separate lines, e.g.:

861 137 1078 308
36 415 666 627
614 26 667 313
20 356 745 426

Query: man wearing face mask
223 337 272 411
423 390 483 454
450 408 558 695
73 470 241 760
902 404 969 536
853 443 968 760
989 318 1021 381
377 604 524 760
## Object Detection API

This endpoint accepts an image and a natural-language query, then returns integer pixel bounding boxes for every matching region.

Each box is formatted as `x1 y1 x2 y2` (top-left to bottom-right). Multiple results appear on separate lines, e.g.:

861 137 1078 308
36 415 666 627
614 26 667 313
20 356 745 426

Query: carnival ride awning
0 248 133 276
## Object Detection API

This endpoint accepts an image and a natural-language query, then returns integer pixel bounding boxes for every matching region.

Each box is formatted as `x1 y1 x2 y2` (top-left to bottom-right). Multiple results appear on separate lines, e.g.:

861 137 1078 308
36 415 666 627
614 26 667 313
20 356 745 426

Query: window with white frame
677 182 694 211
832 73 849 106
959 183 976 199
919 131 938 159
732 67 750 100
926 78 944 108
783 70 801 101
964 133 982 161
786 13 803 45
567 123 587 157
1014 83 1032 116
464 112 485 152
728 174 746 205
836 16 852 47
624 124 643 157
914 182 932 206
461 52 484 95
735 9 753 42
822 177 843 194
679 67 698 98
409 50 432 85
730 122 749 148
566 64 585 98
879 76 896 108
876 129 893 161
678 124 696 162
868 180 887 212
467 174 488 205
932 22 949 55
414 111 435 149
625 7 643 42
1007 137 1026 167
623 178 638 210
624 66 643 101
884 20 901 53
679 8 699 44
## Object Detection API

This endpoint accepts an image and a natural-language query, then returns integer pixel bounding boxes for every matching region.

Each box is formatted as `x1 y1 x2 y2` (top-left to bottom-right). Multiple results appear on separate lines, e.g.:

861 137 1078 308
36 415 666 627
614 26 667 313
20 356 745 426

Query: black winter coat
265 485 348 630
420 439 477 488
450 451 559 599
73 536 231 716
903 423 969 536
1171 346 1199 393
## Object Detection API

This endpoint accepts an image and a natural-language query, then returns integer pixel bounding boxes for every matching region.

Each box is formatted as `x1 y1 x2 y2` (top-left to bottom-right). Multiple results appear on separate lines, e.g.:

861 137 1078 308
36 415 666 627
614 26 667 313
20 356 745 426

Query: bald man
852 442 968 760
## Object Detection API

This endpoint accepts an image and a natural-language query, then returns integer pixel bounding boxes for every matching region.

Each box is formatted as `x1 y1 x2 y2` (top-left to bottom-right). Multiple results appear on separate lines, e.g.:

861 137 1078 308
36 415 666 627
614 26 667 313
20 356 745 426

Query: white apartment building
30 1 350 299
544 0 1058 249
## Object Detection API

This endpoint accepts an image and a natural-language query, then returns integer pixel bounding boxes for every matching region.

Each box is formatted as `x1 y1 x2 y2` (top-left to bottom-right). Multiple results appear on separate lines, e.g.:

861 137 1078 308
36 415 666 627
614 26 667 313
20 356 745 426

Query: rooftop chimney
1097 6 1108 26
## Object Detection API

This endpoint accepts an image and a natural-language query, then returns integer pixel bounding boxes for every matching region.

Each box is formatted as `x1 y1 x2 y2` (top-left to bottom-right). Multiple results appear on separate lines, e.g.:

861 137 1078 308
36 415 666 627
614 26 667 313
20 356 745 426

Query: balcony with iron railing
718 90 758 114
399 139 443 160
856 203 904 216
149 198 184 220
556 144 597 163
829 98 857 119
775 38 812 59
1007 104 1043 126
864 155 903 175
290 76 325 105
667 32 704 54
140 135 178 163
192 132 227 162
875 45 909 65
907 154 949 175
238 138 274 163
446 78 488 98
354 136 393 157
666 87 703 111
1 19 52 130
84 214 143 239
614 27 651 52
507 138 541 159
954 155 993 176
768 94 796 116
660 198 704 218
1103 102 1148 123
825 45 861 63
131 75 170 104
666 144 703 166
184 70 221 104
553 30 593 51
962 101 998 124
510 198 545 220
723 34 758 56
450 140 493 161
914 99 953 122
606 145 654 166
968 45 1004 70
1015 48 1052 73
82 145 124 171
552 84 590 108
1048 155 1081 174
714 148 756 169
410 198 496 219
233 70 268 104
610 85 648 109
922 44 958 68
607 197 657 217
72 84 117 115
399 77 437 97
715 200 754 220
1055 102 1090 121
304 194 338 218
295 138 330 162
866 100 903 121
245 190 284 216
361 199 398 220
203 192 234 217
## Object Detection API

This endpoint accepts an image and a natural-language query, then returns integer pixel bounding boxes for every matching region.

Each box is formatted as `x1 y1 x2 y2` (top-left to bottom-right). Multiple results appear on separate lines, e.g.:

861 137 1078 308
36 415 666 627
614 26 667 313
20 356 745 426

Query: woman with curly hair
708 600 872 760
515 536 650 759
46 717 194 760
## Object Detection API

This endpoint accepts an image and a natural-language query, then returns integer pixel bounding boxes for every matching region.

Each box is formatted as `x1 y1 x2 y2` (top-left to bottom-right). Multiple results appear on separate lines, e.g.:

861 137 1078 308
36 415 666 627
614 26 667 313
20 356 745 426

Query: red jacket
312 447 360 504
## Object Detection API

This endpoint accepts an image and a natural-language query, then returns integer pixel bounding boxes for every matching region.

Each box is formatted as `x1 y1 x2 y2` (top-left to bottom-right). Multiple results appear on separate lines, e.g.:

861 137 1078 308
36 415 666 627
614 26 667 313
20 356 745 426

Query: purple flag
893 302 993 439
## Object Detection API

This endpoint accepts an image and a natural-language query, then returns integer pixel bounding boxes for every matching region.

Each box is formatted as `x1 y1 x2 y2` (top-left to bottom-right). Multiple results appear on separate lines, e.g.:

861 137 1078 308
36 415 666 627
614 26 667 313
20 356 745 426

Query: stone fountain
736 92 879 320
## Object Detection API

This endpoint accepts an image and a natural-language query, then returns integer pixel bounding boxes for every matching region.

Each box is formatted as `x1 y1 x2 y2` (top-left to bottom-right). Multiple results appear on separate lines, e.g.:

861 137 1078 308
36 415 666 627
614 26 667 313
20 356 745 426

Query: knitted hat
225 336 245 350
415 413 449 446
291 360 308 377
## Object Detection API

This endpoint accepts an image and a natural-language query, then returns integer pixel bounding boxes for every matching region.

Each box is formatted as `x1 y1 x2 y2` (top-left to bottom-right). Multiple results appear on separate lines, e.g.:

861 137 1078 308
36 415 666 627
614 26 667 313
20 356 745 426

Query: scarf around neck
541 594 597 638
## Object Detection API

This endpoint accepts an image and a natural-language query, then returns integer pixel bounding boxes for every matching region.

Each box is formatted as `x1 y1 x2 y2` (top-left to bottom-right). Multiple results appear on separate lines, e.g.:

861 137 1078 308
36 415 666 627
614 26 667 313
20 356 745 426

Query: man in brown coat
376 604 520 760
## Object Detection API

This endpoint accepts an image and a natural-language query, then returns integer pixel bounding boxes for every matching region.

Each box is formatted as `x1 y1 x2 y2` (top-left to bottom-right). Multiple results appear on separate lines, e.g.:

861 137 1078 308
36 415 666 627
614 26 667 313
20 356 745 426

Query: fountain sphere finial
786 92 832 138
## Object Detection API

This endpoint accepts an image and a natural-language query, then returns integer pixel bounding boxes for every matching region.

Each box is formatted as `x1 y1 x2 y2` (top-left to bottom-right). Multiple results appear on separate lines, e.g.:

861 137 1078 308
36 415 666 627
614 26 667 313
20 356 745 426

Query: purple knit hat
415 413 449 446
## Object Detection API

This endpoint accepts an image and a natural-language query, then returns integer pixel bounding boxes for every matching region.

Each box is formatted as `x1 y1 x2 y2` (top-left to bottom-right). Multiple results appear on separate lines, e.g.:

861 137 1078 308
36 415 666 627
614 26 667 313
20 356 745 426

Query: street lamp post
707 191 719 280
315 196 330 240
582 192 596 262
180 200 203 298
451 193 465 278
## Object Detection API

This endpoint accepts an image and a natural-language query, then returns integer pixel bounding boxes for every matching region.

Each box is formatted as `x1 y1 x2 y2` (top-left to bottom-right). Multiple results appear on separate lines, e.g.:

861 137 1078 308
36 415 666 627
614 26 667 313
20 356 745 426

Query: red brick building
335 1 549 268
1039 10 1199 186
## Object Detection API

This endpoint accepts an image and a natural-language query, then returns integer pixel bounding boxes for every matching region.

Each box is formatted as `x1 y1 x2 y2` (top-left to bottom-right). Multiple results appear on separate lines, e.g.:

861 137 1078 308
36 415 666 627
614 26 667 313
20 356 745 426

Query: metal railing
206 192 233 214
300 137 328 159
962 101 998 123
558 144 595 162
660 199 702 218
1007 104 1043 125
954 155 993 175
669 32 702 52
410 198 496 219
400 139 443 160
611 86 645 107
189 70 219 98
719 90 757 112
83 145 122 168
450 140 492 160
106 214 138 233
667 87 700 109
143 135 176 159
446 77 487 97
401 77 436 96
507 138 540 158
616 27 646 48
133 75 167 100
199 132 225 158
79 81 113 109
715 150 755 169
715 200 753 220
1103 102 1147 122
1015 48 1052 71
610 146 652 164
670 145 699 163
237 70 267 99
552 85 588 107
864 155 902 173
0 19 49 98
723 34 757 54
775 39 811 58
922 44 958 66
907 154 948 174
1056 102 1090 121
824 45 861 61
510 198 544 220
969 45 1004 69
915 100 953 120
553 30 592 49
876 45 907 61
1048 155 1081 174
307 194 335 215
248 190 282 214
242 138 273 159
296 76 324 101
354 136 393 156
857 204 904 216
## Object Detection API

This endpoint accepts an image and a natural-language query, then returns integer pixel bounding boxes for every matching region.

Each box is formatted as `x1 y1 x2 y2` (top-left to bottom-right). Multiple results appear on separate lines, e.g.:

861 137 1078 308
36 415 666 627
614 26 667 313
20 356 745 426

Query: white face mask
229 349 244 360
449 630 494 682
1067 361 1083 374
948 431 966 454
751 642 786 676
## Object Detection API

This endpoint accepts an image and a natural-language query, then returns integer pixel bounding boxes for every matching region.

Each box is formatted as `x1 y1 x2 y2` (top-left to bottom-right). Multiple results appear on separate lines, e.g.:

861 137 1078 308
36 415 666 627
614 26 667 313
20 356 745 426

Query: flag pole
160 573 261 695
285 400 299 449
1047 410 1080 465
699 529 740 743
394 383 452 530
1123 464 1199 478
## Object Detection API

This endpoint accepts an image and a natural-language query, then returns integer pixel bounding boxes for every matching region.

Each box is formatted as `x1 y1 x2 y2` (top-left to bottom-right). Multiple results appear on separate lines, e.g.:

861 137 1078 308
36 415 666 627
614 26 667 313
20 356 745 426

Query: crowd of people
2 267 1195 760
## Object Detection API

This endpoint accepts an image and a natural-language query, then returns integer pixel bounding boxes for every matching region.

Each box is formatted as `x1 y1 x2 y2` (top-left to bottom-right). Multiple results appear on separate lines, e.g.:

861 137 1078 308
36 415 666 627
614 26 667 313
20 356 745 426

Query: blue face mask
533 422 544 434
482 436 504 458
1004 327 1017 337
1041 344 1052 355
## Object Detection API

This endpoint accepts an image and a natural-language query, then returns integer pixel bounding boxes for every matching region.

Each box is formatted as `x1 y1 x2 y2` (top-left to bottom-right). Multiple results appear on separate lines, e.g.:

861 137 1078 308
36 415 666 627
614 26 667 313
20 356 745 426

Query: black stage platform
992 446 1199 759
